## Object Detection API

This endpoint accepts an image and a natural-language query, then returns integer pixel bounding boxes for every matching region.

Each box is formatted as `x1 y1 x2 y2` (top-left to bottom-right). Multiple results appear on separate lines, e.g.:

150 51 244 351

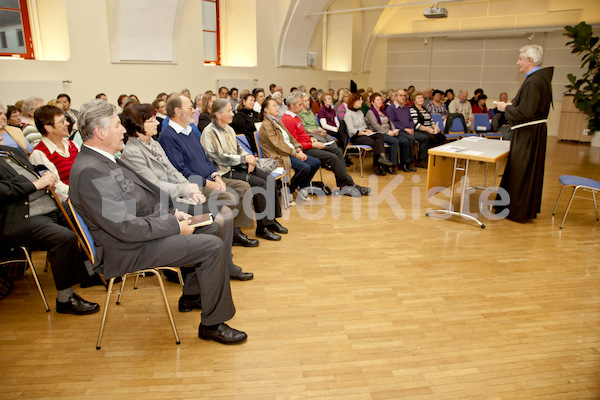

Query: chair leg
359 150 364 178
134 272 141 289
150 269 180 345
593 190 599 221
116 275 128 305
96 277 115 350
552 187 565 216
21 247 50 312
560 187 578 229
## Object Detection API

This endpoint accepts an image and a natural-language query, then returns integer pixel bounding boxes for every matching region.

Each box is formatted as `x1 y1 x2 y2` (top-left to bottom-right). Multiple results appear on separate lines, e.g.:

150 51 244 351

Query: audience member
344 92 393 176
201 99 287 240
317 92 339 137
448 89 474 128
469 88 484 106
218 86 229 99
70 99 246 344
0 103 33 154
410 90 444 166
272 91 287 119
386 89 417 171
158 94 258 247
229 87 240 111
6 106 24 130
444 89 454 108
472 94 490 117
197 92 216 133
298 92 336 144
258 98 320 205
423 87 433 108
95 93 108 101
231 93 260 154
365 93 401 174
152 98 167 137
335 89 351 121
119 103 253 283
181 89 191 99
426 89 448 119
252 88 266 113
57 94 78 128
1 135 99 315
29 105 79 201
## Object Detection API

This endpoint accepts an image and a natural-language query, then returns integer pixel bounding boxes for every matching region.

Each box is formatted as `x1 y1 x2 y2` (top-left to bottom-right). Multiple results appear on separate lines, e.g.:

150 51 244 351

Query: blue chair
431 114 444 132
474 114 491 132
552 175 600 229
343 143 372 178
236 134 254 155
67 199 182 349
488 108 496 118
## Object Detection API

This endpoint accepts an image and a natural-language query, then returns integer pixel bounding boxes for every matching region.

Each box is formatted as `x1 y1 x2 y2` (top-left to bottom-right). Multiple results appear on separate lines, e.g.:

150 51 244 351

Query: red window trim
0 0 35 59
203 0 220 65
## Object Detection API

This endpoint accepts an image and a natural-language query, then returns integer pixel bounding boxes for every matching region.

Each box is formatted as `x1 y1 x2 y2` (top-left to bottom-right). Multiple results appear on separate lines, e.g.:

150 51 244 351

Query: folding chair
67 200 182 349
0 246 50 312
552 175 600 229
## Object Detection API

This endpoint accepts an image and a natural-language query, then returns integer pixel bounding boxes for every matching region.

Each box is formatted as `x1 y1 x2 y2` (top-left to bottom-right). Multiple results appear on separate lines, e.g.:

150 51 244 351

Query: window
202 0 220 65
0 0 34 58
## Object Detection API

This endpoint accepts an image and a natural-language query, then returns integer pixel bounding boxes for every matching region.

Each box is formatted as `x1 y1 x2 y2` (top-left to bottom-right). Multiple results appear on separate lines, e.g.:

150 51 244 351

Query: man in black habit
494 44 553 222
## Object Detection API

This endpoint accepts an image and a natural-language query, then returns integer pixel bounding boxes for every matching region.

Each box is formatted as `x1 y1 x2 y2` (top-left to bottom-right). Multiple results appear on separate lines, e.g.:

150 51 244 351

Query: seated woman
410 90 445 168
317 91 339 137
472 94 490 117
344 92 393 176
365 93 402 175
29 105 79 201
7 105 24 130
258 98 321 206
231 93 259 154
426 89 449 120
298 92 337 145
119 103 253 283
151 98 167 138
335 89 351 120
201 99 287 241
197 92 216 133
0 103 33 155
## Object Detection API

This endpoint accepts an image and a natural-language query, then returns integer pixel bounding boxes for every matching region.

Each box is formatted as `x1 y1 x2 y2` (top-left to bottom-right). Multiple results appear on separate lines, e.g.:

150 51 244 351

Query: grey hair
459 89 468 96
166 93 184 118
520 45 543 66
272 91 282 100
210 98 231 121
287 92 303 107
78 99 117 142
0 102 5 112
298 92 309 100
23 96 44 116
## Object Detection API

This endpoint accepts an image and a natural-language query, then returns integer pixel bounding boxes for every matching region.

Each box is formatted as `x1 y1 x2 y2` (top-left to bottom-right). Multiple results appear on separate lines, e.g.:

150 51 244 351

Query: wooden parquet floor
1 138 599 399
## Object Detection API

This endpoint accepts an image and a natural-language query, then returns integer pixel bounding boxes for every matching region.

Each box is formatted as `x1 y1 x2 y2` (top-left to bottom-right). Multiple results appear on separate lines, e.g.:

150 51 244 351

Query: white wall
0 0 365 108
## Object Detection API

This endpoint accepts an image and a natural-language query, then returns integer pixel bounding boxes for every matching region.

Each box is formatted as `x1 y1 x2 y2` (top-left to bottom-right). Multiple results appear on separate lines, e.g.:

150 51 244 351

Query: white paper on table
462 136 486 142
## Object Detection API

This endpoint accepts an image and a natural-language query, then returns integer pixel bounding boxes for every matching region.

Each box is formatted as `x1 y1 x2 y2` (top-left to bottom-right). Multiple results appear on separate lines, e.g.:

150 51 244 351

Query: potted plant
564 22 600 146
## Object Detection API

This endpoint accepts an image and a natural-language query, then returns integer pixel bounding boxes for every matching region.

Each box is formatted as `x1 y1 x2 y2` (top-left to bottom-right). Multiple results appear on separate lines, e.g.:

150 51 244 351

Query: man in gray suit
69 100 246 345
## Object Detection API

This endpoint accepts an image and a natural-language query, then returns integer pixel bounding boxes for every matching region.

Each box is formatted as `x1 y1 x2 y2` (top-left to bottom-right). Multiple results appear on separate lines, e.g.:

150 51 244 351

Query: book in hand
187 213 213 228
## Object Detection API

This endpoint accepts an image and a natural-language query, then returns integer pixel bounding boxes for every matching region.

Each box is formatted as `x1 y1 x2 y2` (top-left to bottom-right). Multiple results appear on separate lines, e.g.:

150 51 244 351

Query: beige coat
257 118 302 174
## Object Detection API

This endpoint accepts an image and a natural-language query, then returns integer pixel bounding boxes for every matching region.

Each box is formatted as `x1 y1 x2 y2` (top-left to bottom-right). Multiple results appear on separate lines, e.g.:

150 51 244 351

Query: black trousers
224 168 282 228
305 146 354 187
350 132 386 169
24 211 87 291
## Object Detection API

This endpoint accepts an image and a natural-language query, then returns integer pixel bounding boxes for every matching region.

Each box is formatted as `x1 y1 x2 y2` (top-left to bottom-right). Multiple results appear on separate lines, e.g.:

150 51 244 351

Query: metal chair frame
67 199 183 349
552 176 600 229
0 246 50 312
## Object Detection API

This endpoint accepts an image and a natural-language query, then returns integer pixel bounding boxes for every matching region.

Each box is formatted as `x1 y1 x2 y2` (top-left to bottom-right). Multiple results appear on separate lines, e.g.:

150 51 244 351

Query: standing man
70 100 247 344
494 45 553 223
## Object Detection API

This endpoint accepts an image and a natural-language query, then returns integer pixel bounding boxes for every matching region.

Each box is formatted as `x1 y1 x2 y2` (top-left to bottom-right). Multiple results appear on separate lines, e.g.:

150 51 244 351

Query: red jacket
281 112 313 150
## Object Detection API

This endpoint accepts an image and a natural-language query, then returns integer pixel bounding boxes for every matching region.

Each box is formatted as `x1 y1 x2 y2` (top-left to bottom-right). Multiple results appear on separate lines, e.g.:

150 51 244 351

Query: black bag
306 181 331 196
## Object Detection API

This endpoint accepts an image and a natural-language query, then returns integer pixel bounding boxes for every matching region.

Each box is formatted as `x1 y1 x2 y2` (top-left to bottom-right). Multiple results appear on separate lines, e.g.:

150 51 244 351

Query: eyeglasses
55 117 67 126
145 117 157 123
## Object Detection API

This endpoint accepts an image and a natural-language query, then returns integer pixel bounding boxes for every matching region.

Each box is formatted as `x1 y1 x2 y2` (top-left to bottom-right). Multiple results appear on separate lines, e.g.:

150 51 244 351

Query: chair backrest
474 113 491 132
253 130 264 158
431 114 444 132
488 108 496 118
448 117 466 133
67 199 96 260
236 134 254 155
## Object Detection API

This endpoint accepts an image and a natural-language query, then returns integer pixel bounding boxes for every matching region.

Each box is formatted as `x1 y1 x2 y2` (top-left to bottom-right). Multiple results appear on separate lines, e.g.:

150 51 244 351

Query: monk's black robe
497 67 553 222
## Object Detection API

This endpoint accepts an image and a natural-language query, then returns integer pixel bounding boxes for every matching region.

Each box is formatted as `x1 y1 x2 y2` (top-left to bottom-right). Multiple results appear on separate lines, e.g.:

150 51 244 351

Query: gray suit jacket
69 146 180 278
121 137 189 199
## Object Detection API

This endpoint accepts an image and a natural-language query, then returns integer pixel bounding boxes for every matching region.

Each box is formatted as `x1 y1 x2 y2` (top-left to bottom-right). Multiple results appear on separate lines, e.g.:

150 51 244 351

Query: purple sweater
386 102 414 131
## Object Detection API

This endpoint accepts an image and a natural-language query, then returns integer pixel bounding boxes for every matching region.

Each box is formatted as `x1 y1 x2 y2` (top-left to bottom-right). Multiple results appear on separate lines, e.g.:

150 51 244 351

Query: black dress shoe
56 293 100 315
179 295 202 312
373 168 386 176
199 323 247 345
230 271 254 281
386 166 397 175
356 185 371 196
402 164 415 173
255 227 281 241
269 220 288 234
377 156 393 166
232 232 259 247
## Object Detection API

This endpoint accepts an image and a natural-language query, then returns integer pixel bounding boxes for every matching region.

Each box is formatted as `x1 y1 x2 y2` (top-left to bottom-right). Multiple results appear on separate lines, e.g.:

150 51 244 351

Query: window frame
202 0 221 65
0 0 34 59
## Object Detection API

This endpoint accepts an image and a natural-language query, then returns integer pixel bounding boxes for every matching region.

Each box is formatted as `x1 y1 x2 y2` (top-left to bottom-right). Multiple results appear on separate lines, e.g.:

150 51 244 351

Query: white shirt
84 144 117 163
168 119 192 136
29 137 80 201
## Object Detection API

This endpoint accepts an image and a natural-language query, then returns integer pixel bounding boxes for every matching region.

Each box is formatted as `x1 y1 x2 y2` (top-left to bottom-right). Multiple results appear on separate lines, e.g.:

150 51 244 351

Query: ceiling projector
424 6 448 18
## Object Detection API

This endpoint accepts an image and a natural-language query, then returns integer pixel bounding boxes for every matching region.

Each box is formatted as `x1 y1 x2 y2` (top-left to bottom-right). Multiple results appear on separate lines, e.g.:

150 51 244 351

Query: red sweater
472 104 490 117
281 113 313 150
33 139 78 184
